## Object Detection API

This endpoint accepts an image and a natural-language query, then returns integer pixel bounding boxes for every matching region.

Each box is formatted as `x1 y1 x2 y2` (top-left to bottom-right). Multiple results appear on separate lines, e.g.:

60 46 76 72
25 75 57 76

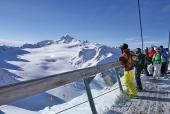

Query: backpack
125 52 136 70
145 55 152 65
119 51 136 71
138 53 145 67
133 53 145 68
161 49 168 62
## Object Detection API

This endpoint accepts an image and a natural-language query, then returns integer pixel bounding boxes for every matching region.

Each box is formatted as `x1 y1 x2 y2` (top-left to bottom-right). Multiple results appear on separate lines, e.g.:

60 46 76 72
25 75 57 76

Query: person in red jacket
148 47 156 60
147 47 156 76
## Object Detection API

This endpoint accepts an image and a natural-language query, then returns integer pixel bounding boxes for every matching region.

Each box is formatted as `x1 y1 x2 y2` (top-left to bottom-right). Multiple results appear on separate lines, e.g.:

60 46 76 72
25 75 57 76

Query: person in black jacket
134 48 145 91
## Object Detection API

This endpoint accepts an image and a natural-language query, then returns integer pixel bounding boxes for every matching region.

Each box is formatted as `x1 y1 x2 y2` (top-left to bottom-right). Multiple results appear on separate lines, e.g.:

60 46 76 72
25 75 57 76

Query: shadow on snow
10 92 65 111
0 48 30 71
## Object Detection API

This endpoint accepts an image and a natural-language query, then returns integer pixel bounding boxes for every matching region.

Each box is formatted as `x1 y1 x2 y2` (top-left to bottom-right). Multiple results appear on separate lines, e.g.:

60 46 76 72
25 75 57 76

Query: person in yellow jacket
119 43 137 98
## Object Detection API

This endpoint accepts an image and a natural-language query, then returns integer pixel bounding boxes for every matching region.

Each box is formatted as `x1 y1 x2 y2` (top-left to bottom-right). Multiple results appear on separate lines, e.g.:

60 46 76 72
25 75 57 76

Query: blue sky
0 0 169 48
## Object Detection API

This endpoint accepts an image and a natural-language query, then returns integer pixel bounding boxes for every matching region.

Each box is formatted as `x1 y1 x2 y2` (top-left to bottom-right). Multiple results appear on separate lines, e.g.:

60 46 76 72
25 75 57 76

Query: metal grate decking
110 74 170 114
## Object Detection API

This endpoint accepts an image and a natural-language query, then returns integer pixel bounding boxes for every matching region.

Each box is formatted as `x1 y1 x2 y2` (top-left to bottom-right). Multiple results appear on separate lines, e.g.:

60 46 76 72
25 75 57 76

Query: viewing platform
111 74 170 114
0 62 170 114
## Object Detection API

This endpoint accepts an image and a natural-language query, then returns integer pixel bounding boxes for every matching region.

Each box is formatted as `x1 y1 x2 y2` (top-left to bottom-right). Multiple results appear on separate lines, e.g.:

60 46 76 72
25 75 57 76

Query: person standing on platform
119 43 137 98
144 47 152 76
148 47 156 75
160 45 168 78
133 48 145 91
152 48 163 79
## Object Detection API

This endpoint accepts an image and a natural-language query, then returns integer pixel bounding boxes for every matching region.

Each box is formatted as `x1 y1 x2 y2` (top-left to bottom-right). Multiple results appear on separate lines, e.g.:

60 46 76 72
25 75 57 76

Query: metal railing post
114 67 123 92
84 78 97 114
167 30 170 73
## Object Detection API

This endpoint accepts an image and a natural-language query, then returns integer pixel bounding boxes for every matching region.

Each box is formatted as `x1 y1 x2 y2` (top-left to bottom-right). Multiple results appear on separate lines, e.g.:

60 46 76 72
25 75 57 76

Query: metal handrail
0 61 122 107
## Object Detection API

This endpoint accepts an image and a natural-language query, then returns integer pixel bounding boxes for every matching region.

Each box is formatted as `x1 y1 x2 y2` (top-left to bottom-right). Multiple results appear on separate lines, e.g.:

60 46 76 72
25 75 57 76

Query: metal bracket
84 78 97 114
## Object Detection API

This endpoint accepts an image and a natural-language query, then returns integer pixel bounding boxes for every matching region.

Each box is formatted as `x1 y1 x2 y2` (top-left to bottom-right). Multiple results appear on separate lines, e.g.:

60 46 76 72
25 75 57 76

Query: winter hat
119 43 128 50
160 45 163 49
136 48 141 54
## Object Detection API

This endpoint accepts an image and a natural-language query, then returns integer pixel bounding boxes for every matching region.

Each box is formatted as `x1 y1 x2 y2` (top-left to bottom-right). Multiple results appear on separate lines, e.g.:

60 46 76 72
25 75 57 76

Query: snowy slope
0 35 120 85
0 46 19 53
0 35 121 114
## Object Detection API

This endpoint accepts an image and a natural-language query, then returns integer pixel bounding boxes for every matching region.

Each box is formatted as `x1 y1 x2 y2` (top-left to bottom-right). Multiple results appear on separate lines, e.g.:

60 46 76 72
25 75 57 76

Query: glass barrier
4 80 91 114
89 67 124 113
0 67 124 114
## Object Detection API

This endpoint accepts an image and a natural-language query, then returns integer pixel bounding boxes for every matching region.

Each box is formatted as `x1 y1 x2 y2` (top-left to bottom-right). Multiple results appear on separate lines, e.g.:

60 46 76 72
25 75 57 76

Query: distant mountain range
0 35 121 113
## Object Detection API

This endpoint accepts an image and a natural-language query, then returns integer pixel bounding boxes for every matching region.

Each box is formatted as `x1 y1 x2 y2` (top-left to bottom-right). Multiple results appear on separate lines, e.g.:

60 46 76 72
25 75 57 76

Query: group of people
146 46 168 78
119 43 169 98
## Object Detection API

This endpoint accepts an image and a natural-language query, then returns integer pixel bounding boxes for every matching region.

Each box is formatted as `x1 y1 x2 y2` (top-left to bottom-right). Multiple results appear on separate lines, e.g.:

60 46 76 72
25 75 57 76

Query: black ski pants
135 66 143 90
161 62 167 76
144 65 149 76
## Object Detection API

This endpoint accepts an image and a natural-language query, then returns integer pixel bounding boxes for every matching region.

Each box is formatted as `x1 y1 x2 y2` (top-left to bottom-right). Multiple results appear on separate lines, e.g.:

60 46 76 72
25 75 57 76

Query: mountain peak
57 34 79 44
61 34 74 40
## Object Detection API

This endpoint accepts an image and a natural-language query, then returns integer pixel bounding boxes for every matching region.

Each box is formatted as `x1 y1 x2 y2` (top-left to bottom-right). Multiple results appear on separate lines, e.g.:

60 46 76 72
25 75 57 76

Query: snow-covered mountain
0 35 121 114
0 45 19 53
0 35 120 81
21 40 55 49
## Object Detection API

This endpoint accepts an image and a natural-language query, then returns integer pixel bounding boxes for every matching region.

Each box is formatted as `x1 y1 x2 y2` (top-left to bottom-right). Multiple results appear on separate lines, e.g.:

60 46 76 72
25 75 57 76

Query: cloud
144 41 163 44
116 37 166 49
130 41 164 46
0 38 25 47
123 38 136 42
